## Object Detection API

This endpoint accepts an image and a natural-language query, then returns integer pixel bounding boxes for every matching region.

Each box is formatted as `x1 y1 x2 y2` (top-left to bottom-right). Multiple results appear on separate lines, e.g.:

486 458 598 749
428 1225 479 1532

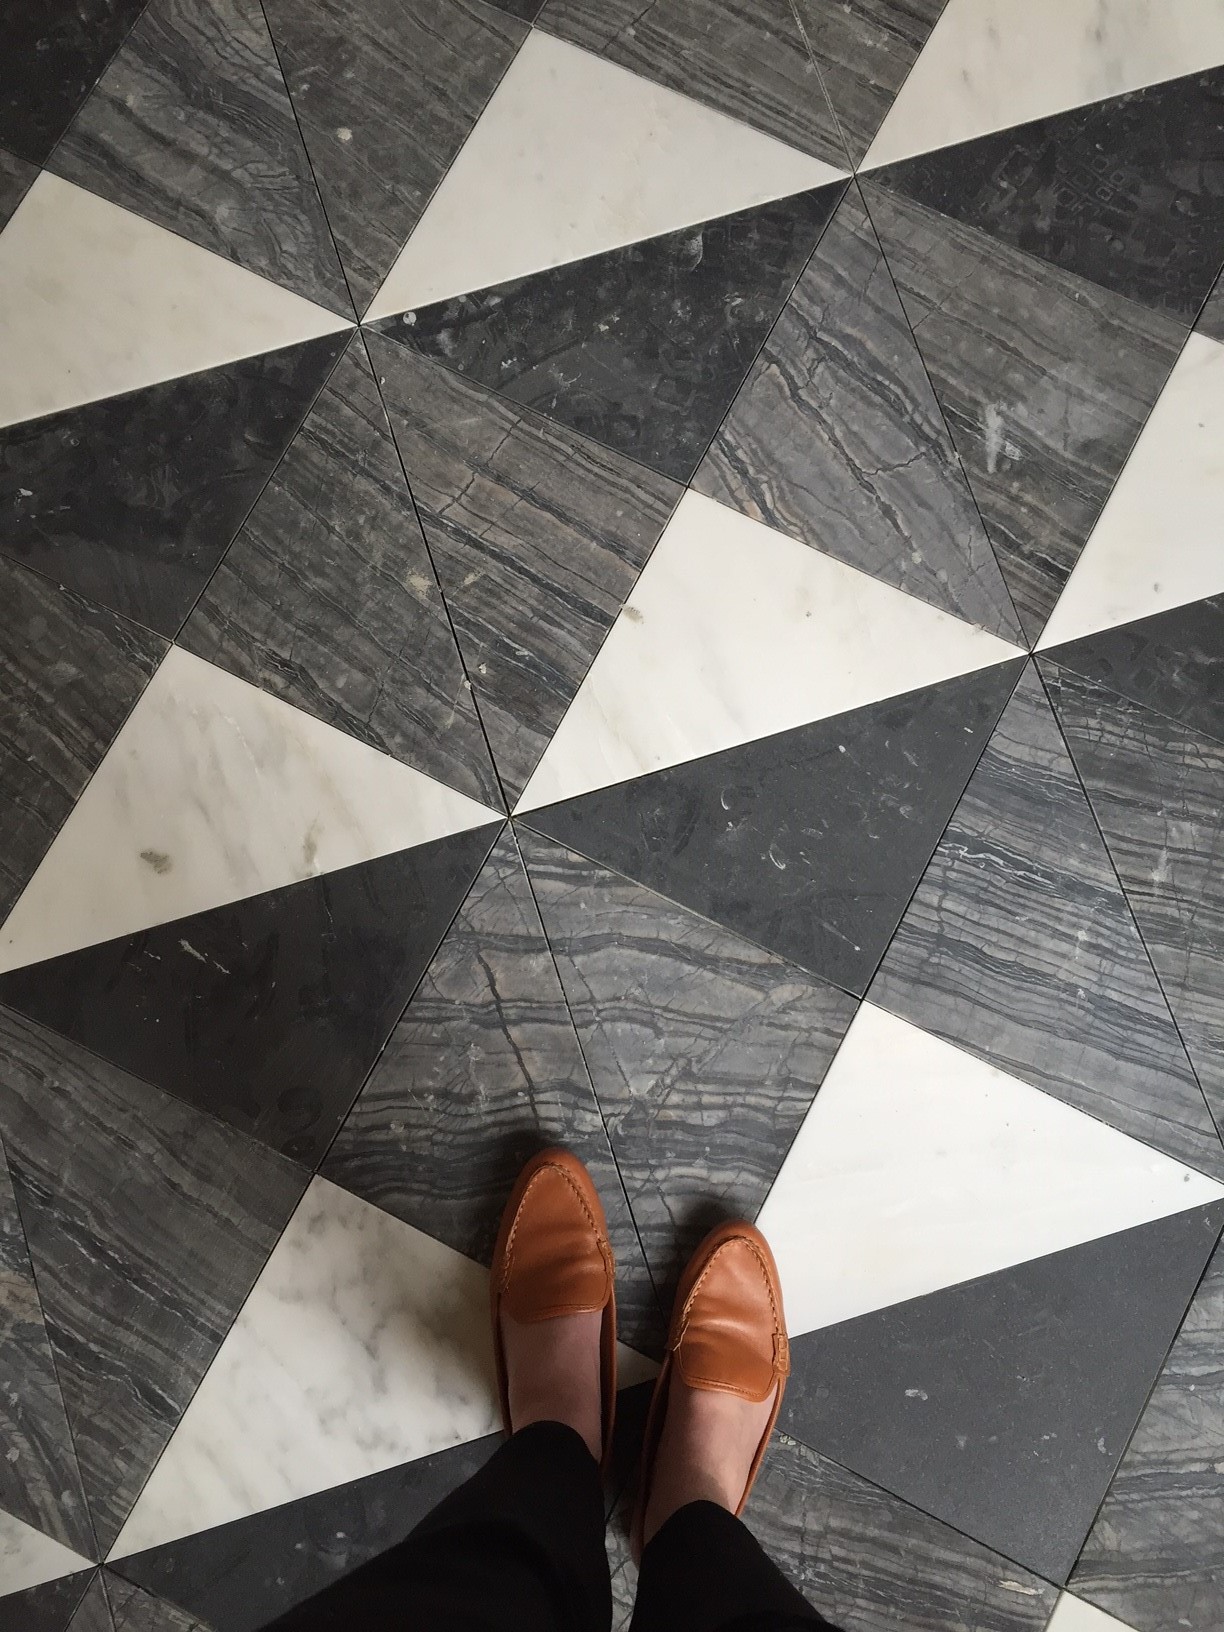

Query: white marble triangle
1038 331 1224 650
515 490 1024 812
109 1176 654 1557
863 0 1224 171
0 1508 92 1597
0 172 351 429
756 1003 1224 1339
1047 1596 1142 1632
0 649 500 974
365 30 843 321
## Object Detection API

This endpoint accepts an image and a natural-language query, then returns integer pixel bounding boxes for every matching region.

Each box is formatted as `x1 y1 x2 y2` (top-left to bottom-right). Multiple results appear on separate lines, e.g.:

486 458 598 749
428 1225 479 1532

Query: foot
642 1375 777 1544
502 1307 604 1461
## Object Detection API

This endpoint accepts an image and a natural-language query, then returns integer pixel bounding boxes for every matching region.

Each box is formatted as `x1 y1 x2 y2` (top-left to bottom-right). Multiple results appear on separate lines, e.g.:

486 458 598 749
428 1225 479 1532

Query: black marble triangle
103 1574 210 1632
64 1575 111 1632
523 661 1024 997
0 825 502 1166
370 182 846 481
0 336 346 636
785 1204 1224 1583
0 2 145 164
0 147 37 230
0 1570 96 1632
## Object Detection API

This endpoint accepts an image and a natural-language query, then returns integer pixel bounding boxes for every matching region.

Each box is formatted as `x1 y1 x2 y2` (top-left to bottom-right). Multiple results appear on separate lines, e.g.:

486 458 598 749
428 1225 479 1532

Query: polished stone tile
64 1576 111 1632
105 1575 212 1632
0 336 345 636
369 335 679 803
524 661 1022 996
0 1569 95 1632
263 0 524 313
0 1514 91 1606
0 1007 304 1554
371 184 844 481
181 341 498 806
1047 1598 1142 1632
520 828 857 1305
0 0 146 164
784 1205 1224 1582
0 147 37 230
696 184 1020 640
1201 271 1224 342
0 827 500 1166
799 0 945 167
871 664 1224 1178
52 0 350 314
0 558 164 925
863 183 1184 643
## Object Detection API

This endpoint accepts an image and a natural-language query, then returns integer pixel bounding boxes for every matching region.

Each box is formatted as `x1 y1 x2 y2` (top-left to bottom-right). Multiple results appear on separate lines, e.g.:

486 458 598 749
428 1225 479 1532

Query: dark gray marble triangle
369 183 846 481
870 663 1224 1179
0 558 166 923
262 0 525 313
525 660 1025 997
1201 271 1224 343
1071 1232 1224 1631
180 339 499 807
862 181 1185 644
0 1006 305 1554
0 826 501 1167
784 1203 1224 1583
0 335 346 637
0 146 38 230
1043 594 1224 750
1045 661 1224 1140
103 1576 211 1632
0 1 146 164
323 828 659 1350
0 1570 95 1632
50 0 350 315
0 1139 93 1556
518 827 858 1307
868 67 1224 323
696 183 1021 641
802 0 945 167
64 1576 112 1632
368 333 681 804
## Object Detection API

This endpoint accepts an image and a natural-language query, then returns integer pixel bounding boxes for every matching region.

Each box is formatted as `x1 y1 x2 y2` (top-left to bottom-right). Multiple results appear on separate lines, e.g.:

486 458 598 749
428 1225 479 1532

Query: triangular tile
866 69 1224 323
367 31 843 321
782 1203 1224 1582
525 660 1024 996
0 1007 305 1555
103 1575 209 1632
1202 270 1224 342
0 335 347 635
0 1 145 164
180 339 499 807
263 0 525 312
519 827 858 1303
0 1569 95 1632
870 663 1224 1177
64 1576 111 1632
50 0 349 314
0 175 351 430
0 827 500 1166
323 829 660 1351
758 1003 1224 1336
862 181 1184 643
695 182 1021 640
0 1511 92 1602
0 148 37 231
0 558 164 925
369 183 845 481
865 0 1224 169
368 332 681 804
516 490 1024 812
0 647 500 975
1038 332 1224 649
1048 1597 1142 1632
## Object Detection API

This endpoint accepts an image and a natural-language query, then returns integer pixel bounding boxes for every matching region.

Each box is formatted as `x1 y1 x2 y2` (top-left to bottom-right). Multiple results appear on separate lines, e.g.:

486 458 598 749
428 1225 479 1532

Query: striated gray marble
323 829 660 1352
1072 1236 1224 1630
863 183 1185 644
262 0 524 313
805 0 945 165
0 1006 305 1553
0 558 165 924
697 184 1019 640
105 1576 213 1632
0 0 147 166
0 145 37 230
182 339 499 809
0 1570 96 1632
370 335 680 803
871 664 1224 1179
1200 274 1224 344
51 0 350 314
519 828 857 1308
65 1577 113 1632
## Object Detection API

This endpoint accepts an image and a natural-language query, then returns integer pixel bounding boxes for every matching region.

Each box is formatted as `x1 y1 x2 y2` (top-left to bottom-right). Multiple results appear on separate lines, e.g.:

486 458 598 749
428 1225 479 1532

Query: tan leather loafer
490 1148 617 1468
635 1220 789 1551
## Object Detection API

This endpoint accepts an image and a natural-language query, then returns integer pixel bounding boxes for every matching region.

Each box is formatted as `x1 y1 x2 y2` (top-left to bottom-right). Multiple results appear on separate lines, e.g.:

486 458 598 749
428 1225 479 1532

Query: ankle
503 1309 603 1462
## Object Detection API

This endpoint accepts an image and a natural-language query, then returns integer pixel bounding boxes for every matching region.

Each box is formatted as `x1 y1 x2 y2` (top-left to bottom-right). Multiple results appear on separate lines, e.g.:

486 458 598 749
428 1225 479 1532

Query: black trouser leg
631 1500 840 1632
259 1422 610 1632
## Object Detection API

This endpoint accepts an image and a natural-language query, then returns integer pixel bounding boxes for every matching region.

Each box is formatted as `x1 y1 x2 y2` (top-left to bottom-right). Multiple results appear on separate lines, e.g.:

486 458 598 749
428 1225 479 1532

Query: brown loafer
634 1220 789 1552
490 1148 617 1469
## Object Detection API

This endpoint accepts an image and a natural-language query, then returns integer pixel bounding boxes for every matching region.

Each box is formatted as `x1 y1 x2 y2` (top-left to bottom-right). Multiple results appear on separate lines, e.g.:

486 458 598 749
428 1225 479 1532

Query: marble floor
3 1 1224 1628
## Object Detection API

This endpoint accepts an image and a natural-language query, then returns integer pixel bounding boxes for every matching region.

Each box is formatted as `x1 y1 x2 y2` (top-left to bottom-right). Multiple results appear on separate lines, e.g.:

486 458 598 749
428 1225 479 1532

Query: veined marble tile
1038 333 1224 650
0 0 146 164
0 175 351 430
757 1003 1223 1338
0 647 499 974
0 1569 96 1632
105 1573 213 1632
865 0 1224 169
1048 1595 1142 1632
367 31 843 320
65 1576 112 1632
516 490 1024 812
1201 273 1224 343
0 1511 92 1600
0 147 37 231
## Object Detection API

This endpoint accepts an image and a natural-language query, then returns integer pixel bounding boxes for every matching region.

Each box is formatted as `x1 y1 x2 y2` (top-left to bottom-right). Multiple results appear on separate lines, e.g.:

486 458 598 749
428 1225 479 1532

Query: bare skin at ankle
642 1378 777 1547
502 1307 603 1462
